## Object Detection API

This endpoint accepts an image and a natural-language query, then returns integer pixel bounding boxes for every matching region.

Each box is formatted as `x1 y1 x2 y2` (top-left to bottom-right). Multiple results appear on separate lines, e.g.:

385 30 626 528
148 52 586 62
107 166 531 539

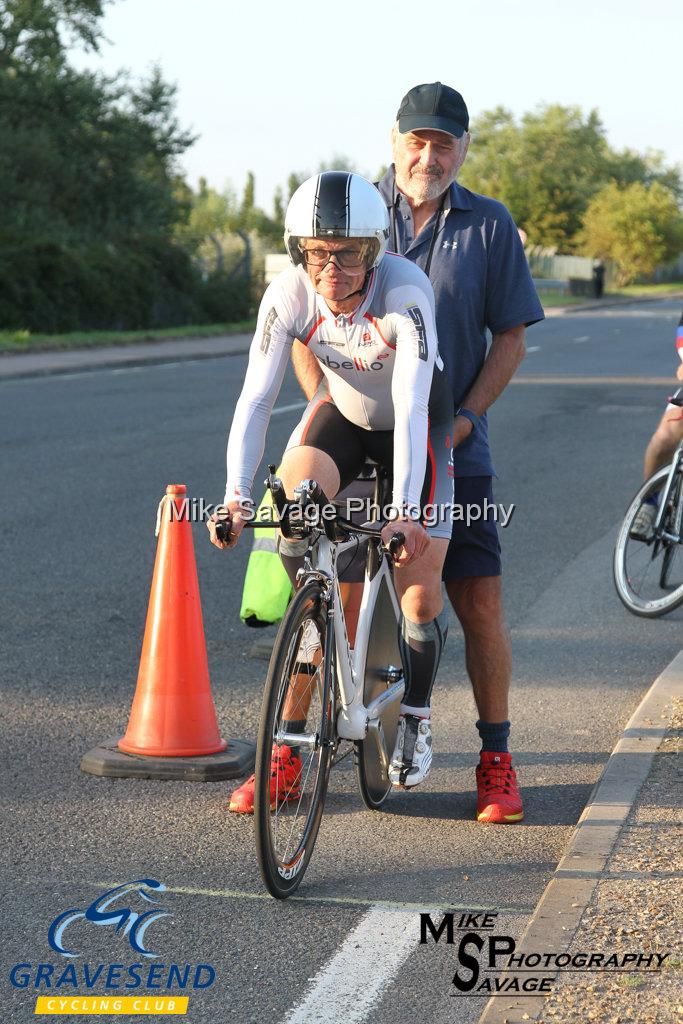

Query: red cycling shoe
228 744 302 814
476 751 524 823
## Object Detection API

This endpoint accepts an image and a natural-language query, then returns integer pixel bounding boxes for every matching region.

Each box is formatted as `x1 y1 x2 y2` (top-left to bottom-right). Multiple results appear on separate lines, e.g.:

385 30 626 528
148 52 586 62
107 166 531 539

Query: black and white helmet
284 171 390 270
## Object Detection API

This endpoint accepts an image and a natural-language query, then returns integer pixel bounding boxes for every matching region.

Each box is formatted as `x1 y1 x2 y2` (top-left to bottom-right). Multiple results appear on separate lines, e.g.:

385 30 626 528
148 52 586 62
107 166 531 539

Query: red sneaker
476 751 524 823
228 744 302 814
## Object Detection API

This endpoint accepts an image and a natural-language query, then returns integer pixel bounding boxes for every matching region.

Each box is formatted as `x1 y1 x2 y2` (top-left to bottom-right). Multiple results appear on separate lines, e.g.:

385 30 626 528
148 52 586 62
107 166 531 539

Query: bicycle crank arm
366 718 390 775
366 678 404 721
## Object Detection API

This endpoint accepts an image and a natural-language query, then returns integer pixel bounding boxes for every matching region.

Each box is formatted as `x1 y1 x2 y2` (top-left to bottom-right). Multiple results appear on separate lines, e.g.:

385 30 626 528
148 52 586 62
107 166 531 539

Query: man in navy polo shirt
292 82 544 823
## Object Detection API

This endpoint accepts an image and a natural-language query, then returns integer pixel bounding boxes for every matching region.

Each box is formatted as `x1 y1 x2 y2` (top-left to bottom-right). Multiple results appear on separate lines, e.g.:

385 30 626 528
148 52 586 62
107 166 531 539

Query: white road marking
280 906 423 1024
512 375 672 385
597 404 652 414
526 345 541 353
0 360 206 383
1 347 258 384
573 335 590 343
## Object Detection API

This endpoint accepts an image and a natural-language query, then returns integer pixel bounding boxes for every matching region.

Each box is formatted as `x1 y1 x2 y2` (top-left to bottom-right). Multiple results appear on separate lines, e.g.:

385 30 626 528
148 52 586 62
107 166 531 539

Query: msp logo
48 879 169 959
9 879 217 1016
419 911 670 998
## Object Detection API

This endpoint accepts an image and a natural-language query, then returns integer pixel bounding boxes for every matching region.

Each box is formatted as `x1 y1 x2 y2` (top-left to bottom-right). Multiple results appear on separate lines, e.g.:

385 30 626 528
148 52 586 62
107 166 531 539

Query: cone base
117 737 228 757
80 736 254 782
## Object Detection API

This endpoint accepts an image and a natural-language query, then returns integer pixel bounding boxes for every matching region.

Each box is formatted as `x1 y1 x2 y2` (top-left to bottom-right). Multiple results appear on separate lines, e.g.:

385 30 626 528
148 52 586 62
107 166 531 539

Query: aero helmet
284 171 390 270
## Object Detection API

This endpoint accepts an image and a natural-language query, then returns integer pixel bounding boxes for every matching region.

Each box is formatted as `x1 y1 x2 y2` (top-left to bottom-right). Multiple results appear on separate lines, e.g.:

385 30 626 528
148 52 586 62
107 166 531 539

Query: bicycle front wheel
613 465 683 617
255 580 335 898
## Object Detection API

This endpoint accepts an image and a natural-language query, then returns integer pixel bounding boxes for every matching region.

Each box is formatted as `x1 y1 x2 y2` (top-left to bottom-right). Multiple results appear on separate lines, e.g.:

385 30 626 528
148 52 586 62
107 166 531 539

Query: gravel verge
535 697 682 1024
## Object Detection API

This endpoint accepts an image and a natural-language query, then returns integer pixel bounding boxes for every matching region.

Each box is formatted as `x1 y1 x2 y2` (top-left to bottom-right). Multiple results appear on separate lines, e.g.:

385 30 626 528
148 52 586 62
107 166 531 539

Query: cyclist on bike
208 171 454 810
631 308 683 539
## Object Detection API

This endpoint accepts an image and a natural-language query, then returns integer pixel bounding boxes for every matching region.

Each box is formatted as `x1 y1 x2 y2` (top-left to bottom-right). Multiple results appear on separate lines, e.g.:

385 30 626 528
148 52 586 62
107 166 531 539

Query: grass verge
540 281 683 309
613 282 683 297
538 291 588 307
0 321 256 354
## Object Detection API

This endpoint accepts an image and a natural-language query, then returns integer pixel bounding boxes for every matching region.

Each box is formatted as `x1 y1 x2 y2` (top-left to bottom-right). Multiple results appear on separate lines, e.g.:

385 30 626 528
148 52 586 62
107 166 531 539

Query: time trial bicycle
218 465 406 898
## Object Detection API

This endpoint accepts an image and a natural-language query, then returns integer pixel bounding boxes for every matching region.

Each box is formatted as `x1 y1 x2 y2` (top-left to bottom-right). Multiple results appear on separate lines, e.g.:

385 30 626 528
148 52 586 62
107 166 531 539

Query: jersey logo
322 354 384 372
260 307 278 355
442 239 458 251
406 305 428 361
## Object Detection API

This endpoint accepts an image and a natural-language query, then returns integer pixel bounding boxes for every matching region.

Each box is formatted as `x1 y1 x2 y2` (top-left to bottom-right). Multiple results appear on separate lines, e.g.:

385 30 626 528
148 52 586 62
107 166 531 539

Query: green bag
239 482 293 627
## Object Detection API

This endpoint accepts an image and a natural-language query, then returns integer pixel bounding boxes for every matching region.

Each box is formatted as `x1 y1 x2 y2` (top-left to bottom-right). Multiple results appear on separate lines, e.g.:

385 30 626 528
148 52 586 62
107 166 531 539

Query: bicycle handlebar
214 513 405 551
215 467 407 553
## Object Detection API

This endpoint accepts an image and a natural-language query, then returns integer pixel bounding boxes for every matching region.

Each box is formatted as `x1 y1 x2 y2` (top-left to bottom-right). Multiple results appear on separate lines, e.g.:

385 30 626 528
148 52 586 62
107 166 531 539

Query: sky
70 0 682 211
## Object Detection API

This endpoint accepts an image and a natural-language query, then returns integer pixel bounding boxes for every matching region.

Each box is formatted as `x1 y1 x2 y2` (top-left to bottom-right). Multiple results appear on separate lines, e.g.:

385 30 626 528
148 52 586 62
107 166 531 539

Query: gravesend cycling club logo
48 879 169 958
419 911 670 997
8 880 217 1016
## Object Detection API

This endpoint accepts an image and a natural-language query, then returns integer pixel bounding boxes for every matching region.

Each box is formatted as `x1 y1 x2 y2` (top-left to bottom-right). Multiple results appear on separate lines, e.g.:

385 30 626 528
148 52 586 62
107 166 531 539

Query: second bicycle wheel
613 465 683 617
355 573 402 810
255 581 335 898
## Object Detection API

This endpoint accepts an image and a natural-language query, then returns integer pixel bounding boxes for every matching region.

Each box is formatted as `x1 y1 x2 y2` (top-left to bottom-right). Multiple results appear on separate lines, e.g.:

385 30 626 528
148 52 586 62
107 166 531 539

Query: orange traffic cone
119 483 225 756
80 484 254 781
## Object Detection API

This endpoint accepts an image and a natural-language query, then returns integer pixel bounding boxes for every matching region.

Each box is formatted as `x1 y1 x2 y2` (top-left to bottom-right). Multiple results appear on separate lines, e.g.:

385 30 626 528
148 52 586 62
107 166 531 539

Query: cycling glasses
298 242 371 269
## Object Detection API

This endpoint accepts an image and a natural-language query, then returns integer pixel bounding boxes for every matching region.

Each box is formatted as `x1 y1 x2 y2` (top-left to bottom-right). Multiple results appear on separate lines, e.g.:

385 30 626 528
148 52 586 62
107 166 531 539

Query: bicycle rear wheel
613 465 683 617
255 580 335 898
355 573 402 810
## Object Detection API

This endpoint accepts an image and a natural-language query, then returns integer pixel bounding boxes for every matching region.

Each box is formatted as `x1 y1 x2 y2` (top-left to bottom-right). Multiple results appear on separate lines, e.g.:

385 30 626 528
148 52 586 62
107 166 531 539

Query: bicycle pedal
390 779 418 792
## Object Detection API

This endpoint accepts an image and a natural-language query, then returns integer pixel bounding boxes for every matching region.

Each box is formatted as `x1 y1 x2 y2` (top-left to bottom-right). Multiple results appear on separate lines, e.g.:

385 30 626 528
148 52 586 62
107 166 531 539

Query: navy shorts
442 476 502 581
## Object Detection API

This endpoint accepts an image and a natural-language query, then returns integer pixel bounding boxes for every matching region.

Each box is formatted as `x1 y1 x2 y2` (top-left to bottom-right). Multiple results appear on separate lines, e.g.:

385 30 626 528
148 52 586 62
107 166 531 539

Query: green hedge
0 237 255 332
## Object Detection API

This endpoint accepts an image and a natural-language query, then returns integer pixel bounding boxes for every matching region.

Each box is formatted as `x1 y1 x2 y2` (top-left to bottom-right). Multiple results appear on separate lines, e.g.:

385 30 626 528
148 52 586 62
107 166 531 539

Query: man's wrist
455 407 479 433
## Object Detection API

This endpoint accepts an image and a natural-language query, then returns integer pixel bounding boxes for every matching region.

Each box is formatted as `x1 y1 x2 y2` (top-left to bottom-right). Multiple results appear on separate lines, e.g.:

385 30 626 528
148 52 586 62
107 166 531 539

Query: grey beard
396 168 455 204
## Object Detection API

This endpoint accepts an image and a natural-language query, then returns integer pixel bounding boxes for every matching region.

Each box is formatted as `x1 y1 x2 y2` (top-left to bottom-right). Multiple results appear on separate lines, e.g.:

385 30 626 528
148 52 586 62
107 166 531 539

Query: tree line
0 0 253 332
2 1 682 333
458 105 683 285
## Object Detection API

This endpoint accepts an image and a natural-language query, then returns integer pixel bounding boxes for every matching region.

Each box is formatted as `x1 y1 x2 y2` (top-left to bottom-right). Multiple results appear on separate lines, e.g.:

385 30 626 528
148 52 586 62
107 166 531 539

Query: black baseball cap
396 82 469 138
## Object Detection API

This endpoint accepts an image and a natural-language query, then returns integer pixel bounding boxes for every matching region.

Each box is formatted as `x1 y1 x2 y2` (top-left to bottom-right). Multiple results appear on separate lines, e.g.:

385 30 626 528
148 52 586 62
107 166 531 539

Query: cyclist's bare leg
393 537 449 621
277 445 340 589
339 582 362 647
643 408 683 480
276 446 339 729
279 446 340 500
282 658 321 721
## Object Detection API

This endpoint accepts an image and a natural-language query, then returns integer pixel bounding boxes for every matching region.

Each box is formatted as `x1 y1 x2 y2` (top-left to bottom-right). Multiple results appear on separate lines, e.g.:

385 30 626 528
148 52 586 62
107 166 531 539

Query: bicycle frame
272 529 404 756
322 534 403 742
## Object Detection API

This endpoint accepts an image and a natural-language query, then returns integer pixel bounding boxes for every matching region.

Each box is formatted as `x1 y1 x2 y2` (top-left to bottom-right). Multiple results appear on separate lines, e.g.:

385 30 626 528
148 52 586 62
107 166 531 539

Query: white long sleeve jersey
225 254 447 512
